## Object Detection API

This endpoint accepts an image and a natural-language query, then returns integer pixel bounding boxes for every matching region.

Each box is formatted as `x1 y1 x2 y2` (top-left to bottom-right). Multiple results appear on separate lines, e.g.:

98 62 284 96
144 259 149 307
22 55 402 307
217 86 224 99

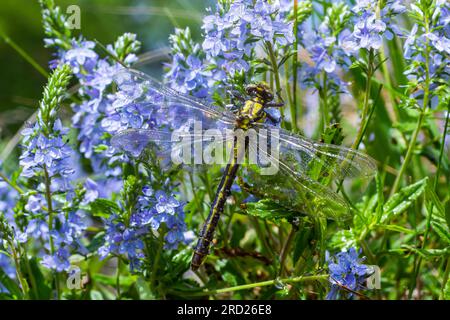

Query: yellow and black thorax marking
236 97 268 129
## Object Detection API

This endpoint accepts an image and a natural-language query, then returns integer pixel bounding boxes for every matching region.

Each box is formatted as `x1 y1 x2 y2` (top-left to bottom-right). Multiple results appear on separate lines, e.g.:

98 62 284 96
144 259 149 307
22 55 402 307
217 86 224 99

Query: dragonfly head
245 83 274 103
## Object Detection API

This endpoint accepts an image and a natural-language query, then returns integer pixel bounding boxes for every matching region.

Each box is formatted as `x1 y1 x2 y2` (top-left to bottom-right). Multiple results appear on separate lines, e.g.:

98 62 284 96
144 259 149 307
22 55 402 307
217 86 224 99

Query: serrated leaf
382 177 428 223
329 230 357 250
425 186 450 244
431 217 450 245
90 198 120 218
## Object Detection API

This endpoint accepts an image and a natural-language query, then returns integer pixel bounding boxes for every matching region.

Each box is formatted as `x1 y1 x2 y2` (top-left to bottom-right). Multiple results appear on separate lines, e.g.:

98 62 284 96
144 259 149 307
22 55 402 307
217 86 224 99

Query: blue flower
23 218 50 242
61 40 98 77
154 191 180 215
19 120 74 184
326 248 371 300
41 247 71 272
343 0 405 54
98 215 146 272
51 211 87 248
82 178 100 205
202 0 293 79
130 188 188 250
165 28 210 98
402 1 450 109
48 34 144 177
0 180 18 222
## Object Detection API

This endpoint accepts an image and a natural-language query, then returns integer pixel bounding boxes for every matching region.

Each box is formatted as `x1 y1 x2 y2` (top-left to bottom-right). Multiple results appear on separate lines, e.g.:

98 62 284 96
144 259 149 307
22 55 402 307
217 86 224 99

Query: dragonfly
110 69 377 271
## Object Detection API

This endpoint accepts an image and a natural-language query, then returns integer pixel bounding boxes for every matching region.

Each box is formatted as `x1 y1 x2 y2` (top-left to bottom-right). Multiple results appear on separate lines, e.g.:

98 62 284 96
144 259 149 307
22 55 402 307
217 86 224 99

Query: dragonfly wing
240 125 376 221
243 139 351 221
112 68 236 131
111 128 236 166
254 124 377 181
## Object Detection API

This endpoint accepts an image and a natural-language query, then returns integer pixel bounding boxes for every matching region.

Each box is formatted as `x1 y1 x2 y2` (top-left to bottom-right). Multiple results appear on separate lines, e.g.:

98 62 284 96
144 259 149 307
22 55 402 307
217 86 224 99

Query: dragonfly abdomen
191 163 240 271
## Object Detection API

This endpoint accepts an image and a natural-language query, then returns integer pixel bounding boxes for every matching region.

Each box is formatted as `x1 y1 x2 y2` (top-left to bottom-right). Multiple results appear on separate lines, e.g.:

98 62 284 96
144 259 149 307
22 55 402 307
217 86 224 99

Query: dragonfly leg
227 89 246 103
265 101 285 108
225 104 241 113
264 110 280 124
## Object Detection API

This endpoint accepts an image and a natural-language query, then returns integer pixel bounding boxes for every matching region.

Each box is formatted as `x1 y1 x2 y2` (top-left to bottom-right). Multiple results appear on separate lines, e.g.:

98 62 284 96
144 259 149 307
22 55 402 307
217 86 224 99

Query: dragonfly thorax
235 83 274 129
236 98 267 129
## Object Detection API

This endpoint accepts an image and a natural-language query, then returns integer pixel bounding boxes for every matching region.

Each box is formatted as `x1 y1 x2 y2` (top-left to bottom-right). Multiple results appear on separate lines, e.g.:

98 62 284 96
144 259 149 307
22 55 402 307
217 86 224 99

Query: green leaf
93 273 135 287
329 230 357 250
402 245 450 259
0 267 22 299
432 219 450 245
444 277 450 300
22 257 52 300
222 271 238 287
241 199 300 224
136 277 154 300
376 224 415 234
425 186 450 244
90 290 103 300
292 226 313 263
89 198 120 218
86 232 105 253
382 177 428 223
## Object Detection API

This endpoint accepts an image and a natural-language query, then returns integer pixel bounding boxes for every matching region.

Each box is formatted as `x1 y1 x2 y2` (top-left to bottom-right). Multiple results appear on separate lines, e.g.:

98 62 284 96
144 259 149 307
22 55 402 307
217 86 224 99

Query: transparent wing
244 139 351 220
112 68 236 131
111 128 236 165
240 126 377 220
255 125 377 181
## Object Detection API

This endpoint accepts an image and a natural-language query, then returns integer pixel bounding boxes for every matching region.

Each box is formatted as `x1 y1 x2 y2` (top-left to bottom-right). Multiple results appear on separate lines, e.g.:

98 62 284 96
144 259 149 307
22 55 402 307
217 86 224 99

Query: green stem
191 274 328 296
391 112 426 197
440 258 450 300
150 230 165 294
391 12 431 197
116 258 121 299
321 72 329 130
9 241 29 299
284 60 296 130
403 15 432 298
278 225 297 277
351 49 374 151
291 0 299 131
0 31 49 78
412 101 450 298
43 165 60 299
0 172 24 194
251 218 275 261
23 246 38 299
266 41 284 118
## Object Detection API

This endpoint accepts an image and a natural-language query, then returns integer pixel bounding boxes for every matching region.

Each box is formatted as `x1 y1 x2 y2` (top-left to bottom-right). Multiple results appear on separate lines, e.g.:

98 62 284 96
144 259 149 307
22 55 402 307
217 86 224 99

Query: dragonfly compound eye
245 84 258 96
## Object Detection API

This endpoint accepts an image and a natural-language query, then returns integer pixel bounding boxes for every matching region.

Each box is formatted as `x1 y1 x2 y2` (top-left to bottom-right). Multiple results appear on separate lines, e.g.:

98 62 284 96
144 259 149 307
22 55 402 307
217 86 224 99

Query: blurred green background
0 0 208 139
